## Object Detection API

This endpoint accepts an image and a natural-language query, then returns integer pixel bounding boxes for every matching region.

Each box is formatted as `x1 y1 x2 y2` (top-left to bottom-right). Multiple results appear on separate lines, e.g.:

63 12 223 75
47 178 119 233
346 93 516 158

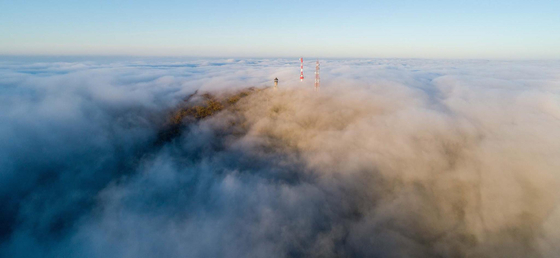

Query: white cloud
0 58 559 257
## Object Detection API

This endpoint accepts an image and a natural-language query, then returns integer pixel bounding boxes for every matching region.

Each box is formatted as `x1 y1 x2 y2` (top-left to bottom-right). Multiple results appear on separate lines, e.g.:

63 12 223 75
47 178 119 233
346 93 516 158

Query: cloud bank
1 57 560 257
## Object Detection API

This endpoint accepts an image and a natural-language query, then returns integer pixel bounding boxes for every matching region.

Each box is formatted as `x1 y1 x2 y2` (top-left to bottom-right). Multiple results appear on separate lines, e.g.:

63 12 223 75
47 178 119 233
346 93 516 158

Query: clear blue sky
1 0 559 59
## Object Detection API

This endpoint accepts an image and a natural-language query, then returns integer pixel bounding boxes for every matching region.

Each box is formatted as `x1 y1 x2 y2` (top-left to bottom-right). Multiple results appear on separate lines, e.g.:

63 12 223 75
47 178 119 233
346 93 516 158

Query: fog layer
1 58 559 257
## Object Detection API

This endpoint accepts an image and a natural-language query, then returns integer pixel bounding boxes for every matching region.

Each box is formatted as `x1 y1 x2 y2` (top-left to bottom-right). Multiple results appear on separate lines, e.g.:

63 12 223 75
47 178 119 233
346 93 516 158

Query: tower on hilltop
300 58 304 81
315 60 320 90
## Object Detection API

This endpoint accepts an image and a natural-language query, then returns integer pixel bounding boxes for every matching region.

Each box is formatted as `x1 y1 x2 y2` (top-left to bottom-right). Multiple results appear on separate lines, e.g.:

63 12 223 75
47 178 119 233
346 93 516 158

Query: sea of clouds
1 57 560 257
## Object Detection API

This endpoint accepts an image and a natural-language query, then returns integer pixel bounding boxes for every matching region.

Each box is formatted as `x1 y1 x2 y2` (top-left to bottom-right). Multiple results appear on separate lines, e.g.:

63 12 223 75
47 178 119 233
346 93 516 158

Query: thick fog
1 58 559 257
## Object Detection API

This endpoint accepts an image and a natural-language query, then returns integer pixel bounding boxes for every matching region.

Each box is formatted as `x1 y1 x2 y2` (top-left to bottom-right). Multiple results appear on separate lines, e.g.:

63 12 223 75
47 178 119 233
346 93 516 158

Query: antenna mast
315 60 320 90
300 57 304 81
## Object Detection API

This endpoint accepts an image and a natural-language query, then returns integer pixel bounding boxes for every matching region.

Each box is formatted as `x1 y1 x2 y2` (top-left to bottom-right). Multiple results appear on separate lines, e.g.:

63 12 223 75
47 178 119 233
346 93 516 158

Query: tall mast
315 60 320 90
300 57 304 81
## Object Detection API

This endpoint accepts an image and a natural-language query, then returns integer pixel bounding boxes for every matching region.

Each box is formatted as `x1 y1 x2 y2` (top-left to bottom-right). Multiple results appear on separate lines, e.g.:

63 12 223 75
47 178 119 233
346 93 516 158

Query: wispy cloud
1 58 559 257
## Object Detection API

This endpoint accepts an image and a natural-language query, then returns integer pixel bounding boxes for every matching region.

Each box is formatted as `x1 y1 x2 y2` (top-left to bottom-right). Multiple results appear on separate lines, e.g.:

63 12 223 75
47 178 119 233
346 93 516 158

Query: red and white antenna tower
300 57 304 81
315 60 320 90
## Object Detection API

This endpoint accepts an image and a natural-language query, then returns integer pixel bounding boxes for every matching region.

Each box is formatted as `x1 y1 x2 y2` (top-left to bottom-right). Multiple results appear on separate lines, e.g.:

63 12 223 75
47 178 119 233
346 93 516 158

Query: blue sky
1 0 559 59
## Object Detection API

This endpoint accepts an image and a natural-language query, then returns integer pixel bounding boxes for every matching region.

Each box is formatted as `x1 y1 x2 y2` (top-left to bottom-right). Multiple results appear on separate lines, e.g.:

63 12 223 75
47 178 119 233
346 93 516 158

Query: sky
1 1 560 58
